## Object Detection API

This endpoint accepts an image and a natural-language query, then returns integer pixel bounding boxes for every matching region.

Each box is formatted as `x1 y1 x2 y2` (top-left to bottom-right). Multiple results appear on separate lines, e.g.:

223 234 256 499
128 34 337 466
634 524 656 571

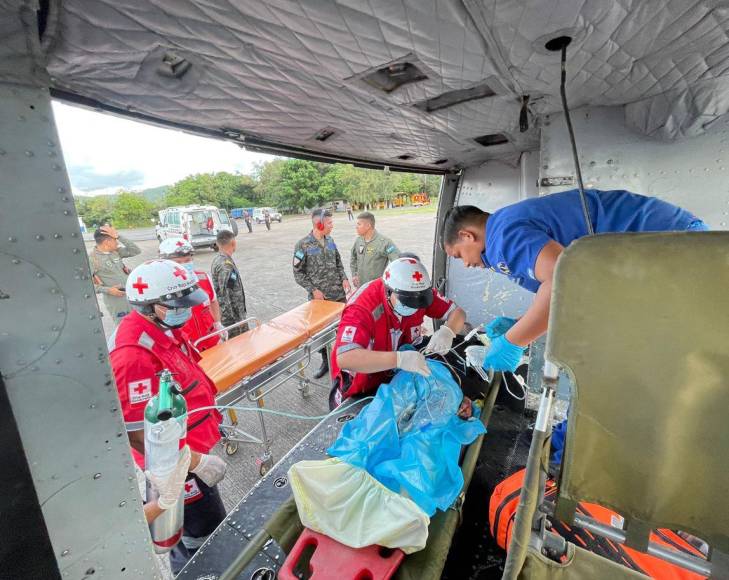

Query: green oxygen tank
144 369 188 553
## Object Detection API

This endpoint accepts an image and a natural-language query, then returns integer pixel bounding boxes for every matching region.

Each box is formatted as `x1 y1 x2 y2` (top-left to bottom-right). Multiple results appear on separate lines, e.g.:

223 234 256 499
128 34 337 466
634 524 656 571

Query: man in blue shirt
442 189 707 372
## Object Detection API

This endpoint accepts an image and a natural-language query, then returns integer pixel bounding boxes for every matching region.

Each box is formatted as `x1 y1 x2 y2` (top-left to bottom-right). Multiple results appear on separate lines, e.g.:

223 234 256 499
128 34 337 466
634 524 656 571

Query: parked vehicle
253 207 282 223
155 205 237 249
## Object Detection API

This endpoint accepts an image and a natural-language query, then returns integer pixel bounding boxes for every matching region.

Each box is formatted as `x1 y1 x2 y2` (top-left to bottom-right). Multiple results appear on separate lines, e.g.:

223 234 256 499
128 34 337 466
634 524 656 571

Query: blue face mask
393 300 418 317
182 262 195 275
161 307 192 328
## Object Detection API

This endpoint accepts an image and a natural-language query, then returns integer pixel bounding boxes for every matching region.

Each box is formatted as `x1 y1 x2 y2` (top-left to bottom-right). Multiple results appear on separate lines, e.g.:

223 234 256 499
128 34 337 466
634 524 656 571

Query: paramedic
330 256 467 409
159 237 224 351
442 189 708 373
109 259 227 573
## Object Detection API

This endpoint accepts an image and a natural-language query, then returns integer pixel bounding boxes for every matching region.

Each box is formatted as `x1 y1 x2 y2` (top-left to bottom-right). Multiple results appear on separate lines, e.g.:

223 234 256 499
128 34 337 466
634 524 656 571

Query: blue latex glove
482 335 525 373
485 316 517 339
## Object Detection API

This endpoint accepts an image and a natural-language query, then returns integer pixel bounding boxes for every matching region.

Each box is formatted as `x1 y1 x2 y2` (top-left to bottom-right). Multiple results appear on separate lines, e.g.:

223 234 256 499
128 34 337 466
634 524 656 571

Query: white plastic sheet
288 458 429 554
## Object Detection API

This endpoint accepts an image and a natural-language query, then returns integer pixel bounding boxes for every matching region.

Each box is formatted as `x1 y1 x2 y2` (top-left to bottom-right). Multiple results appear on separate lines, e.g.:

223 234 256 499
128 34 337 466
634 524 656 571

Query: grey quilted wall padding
10 0 729 168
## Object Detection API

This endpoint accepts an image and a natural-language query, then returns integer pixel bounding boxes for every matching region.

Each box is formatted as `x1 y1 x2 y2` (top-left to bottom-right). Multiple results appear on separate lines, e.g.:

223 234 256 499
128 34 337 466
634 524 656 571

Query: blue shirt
481 189 700 292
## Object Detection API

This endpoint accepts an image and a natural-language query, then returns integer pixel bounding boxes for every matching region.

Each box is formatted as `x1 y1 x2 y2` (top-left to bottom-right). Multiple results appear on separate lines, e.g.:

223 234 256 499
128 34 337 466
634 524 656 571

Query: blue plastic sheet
328 360 486 516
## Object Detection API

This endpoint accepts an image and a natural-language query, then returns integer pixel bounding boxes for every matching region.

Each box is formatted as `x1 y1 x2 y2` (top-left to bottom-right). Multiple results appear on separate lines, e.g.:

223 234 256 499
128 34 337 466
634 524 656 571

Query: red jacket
182 271 220 351
109 311 222 468
331 278 455 396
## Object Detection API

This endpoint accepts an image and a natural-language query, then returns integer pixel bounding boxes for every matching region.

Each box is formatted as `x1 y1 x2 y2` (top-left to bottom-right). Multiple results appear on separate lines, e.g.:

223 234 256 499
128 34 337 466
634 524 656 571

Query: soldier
211 230 248 338
293 208 351 378
89 224 141 326
350 211 399 288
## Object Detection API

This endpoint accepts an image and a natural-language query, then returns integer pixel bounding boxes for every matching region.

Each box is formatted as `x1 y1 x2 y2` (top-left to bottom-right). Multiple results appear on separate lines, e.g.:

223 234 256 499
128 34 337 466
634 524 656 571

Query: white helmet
159 237 194 258
382 257 433 309
125 259 206 309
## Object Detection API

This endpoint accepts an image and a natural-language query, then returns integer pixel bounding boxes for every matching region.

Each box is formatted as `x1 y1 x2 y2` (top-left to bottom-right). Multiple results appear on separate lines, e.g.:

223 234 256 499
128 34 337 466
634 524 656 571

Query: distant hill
139 185 168 203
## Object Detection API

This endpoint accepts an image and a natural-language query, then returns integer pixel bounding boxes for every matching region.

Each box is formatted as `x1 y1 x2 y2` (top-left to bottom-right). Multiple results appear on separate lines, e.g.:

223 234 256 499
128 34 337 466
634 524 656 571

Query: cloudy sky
52 101 275 197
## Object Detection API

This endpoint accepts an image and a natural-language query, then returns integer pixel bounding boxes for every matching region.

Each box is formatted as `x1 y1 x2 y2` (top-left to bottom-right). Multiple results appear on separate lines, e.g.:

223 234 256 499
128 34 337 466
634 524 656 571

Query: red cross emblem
185 482 193 493
132 277 149 294
175 240 184 247
133 383 147 395
173 266 187 280
385 271 391 279
412 271 423 282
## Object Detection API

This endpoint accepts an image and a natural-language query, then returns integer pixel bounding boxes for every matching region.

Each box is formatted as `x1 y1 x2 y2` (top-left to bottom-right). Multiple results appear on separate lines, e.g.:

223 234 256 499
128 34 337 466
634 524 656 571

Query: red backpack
489 469 707 579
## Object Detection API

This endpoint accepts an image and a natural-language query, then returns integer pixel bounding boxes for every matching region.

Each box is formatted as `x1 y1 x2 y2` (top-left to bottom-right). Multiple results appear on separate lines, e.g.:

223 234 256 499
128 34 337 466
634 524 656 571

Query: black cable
559 44 594 236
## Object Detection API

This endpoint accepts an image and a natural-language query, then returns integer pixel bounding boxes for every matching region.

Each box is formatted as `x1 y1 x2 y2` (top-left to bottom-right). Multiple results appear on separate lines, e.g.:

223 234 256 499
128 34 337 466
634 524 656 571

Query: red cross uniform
109 310 223 468
181 271 220 352
331 278 455 396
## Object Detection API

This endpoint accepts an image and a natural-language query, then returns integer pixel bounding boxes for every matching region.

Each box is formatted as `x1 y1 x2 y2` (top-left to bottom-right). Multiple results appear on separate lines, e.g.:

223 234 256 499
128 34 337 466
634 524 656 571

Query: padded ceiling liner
6 0 729 169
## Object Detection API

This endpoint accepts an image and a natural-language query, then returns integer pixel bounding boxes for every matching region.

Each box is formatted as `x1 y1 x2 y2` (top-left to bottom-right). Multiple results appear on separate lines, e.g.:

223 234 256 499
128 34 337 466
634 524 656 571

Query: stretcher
180 337 505 580
196 299 344 475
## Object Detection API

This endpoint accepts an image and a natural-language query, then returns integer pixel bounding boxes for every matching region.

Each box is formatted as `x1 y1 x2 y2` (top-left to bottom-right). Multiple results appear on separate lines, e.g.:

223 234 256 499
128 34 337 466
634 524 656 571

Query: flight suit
89 236 141 325
293 232 347 302
211 252 248 338
350 231 399 286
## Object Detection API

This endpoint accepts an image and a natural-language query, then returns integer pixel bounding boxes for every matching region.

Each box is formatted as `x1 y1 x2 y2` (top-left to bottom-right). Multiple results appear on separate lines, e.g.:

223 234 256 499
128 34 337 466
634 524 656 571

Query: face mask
182 262 195 275
161 307 192 328
393 300 418 317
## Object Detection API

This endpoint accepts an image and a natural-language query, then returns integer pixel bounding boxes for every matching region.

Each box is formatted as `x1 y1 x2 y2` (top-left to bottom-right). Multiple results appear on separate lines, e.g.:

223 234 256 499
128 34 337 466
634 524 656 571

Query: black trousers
169 475 226 574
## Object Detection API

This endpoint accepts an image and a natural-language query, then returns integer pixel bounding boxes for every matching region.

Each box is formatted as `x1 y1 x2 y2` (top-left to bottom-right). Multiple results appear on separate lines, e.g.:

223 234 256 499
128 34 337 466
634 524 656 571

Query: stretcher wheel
258 454 273 476
224 441 239 456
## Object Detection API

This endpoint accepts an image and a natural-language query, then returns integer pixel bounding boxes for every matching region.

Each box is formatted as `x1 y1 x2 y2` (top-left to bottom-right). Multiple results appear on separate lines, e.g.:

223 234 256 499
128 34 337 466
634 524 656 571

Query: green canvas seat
519 544 649 579
546 233 729 555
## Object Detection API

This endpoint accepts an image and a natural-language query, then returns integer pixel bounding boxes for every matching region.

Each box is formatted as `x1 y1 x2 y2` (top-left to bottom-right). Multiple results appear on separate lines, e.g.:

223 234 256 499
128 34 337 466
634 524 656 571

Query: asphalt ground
85 207 437 511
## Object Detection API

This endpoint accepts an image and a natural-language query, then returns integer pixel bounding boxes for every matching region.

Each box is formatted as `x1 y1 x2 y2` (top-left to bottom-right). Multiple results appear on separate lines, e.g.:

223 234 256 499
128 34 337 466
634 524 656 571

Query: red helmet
382 257 433 309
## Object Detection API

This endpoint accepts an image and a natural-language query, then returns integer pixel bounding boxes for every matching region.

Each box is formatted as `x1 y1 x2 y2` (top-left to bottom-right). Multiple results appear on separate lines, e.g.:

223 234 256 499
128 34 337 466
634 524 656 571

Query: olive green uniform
89 236 141 326
211 252 248 338
293 232 347 303
350 232 399 286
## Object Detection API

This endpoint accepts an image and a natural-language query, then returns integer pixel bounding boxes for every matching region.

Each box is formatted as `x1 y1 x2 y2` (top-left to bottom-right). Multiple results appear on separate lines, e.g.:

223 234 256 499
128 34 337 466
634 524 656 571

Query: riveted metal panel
0 82 158 577
539 106 729 227
445 154 538 330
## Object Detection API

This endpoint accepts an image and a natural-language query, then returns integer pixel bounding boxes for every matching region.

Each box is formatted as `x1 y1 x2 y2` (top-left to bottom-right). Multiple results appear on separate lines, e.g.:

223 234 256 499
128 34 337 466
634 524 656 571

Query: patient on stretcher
288 359 485 553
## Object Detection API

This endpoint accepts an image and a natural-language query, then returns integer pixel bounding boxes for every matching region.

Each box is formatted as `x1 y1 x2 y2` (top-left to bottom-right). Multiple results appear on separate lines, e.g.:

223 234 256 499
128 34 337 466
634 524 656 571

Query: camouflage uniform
350 231 399 286
89 236 141 326
293 232 347 303
211 252 248 338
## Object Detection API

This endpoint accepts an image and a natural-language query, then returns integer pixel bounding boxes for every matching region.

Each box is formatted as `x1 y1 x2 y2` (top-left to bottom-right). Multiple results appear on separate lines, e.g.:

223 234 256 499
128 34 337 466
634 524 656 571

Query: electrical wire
559 43 594 236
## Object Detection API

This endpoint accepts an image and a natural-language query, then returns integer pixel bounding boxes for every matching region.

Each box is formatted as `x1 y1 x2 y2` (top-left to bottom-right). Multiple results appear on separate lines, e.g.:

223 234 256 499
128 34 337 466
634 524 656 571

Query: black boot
313 349 329 379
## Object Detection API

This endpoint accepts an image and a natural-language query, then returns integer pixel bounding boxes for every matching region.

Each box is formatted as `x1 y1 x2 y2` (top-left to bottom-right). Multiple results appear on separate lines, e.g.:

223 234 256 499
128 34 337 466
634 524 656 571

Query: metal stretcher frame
215 371 503 580
197 301 343 475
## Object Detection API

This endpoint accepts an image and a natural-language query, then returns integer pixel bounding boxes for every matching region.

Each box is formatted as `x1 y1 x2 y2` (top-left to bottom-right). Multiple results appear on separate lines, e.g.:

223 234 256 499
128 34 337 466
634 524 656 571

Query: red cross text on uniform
173 266 187 280
132 277 149 294
412 271 423 282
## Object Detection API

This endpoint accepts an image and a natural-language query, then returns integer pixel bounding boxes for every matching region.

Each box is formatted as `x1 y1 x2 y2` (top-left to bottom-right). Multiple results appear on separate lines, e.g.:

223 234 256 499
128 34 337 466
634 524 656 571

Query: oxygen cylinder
144 369 188 554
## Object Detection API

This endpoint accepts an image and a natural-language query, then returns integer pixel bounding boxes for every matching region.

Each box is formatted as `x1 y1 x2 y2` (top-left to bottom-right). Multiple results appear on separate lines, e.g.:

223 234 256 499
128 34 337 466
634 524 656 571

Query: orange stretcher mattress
199 300 344 393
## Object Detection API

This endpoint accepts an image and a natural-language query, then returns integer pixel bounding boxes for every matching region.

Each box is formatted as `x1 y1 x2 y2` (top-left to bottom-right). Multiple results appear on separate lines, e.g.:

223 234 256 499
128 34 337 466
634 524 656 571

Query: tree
111 191 155 228
75 194 116 228
165 172 257 209
267 159 324 211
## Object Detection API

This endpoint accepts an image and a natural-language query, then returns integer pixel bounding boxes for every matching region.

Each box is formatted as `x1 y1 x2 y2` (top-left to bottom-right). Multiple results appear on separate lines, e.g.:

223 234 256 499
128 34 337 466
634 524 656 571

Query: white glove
190 453 228 487
213 321 228 341
396 351 432 377
147 445 192 510
424 325 456 355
